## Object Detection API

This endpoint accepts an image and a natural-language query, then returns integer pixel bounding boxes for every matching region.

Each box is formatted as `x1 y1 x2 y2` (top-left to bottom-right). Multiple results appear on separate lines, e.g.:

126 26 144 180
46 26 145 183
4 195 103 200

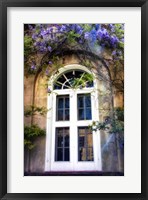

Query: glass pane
86 81 93 88
65 98 69 108
64 148 69 161
64 71 74 79
55 128 70 161
53 70 93 90
57 110 63 121
56 128 63 147
57 148 63 161
56 96 69 121
78 96 84 108
54 84 61 90
79 136 85 147
78 94 92 120
64 129 69 147
63 83 70 89
65 109 69 120
78 128 85 135
57 135 63 147
78 109 84 120
86 108 92 120
58 75 65 85
87 147 93 161
58 98 63 109
78 127 94 161
85 95 91 107
87 131 93 147
78 128 85 161
79 147 86 161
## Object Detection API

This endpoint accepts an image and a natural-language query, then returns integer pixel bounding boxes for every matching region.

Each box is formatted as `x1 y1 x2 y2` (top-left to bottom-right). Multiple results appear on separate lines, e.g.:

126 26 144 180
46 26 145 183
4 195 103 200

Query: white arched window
45 64 102 171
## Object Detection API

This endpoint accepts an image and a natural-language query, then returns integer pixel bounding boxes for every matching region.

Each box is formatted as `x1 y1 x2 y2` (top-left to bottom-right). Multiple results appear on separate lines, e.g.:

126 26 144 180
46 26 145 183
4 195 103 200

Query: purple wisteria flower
118 50 122 56
75 25 83 35
90 29 97 42
41 30 47 36
47 27 53 33
109 24 115 33
28 24 122 58
32 33 38 40
28 25 33 30
47 88 51 93
31 65 36 70
78 39 83 44
60 25 67 32
77 29 83 35
101 28 108 35
84 32 90 40
40 46 47 52
48 61 52 65
45 69 49 75
110 36 119 48
47 46 52 52
40 24 43 29
121 38 124 43
100 43 105 47
95 24 100 30
76 25 81 31
96 30 103 40
108 24 114 29
112 50 116 55
71 24 76 31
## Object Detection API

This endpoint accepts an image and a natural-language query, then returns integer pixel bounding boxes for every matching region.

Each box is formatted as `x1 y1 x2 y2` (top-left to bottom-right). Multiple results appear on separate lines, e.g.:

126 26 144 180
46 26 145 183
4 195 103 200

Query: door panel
78 127 94 161
55 127 70 161
50 91 101 171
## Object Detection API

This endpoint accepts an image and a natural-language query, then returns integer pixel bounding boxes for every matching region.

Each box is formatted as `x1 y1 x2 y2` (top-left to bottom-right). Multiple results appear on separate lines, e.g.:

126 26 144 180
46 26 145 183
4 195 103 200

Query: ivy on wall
24 124 45 150
24 106 48 149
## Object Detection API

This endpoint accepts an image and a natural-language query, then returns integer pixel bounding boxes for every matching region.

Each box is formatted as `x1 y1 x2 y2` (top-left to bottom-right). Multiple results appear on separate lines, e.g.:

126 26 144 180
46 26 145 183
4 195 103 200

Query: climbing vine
90 107 124 134
24 24 124 77
24 124 45 150
24 105 48 149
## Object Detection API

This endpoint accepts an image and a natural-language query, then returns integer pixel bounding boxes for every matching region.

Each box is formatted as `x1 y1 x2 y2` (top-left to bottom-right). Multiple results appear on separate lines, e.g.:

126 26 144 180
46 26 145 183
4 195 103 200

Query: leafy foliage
24 35 34 59
24 105 48 117
24 105 48 149
24 124 45 149
24 23 124 76
24 24 124 148
90 107 124 134
68 73 94 89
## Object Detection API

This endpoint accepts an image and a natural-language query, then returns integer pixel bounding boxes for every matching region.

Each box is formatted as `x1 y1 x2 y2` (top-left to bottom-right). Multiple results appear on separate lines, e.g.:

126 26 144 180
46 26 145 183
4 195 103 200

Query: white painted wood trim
45 64 102 171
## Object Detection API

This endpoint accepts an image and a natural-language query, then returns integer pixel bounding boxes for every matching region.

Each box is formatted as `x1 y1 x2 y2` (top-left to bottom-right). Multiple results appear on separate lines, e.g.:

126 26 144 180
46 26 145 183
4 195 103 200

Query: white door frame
45 64 102 171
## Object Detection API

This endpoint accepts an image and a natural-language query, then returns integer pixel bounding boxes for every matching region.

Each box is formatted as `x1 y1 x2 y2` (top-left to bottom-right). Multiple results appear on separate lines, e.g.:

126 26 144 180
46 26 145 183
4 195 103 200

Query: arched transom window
53 70 93 90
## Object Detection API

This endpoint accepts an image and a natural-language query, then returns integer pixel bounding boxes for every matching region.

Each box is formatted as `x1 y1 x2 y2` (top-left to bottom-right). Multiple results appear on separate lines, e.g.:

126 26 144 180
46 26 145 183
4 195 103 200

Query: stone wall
24 54 124 173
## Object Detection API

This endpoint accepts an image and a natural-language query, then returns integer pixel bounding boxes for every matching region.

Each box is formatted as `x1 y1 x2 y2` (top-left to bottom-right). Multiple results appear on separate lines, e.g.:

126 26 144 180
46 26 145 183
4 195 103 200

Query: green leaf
24 124 46 150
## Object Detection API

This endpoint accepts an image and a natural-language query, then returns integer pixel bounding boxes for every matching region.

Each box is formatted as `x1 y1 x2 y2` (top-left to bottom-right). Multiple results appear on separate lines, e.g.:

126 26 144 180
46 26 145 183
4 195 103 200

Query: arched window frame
45 64 102 171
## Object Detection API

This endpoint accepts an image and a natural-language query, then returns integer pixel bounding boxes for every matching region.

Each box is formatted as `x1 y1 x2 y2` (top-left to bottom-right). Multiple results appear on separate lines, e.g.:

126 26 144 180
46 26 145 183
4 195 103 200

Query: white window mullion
69 91 77 170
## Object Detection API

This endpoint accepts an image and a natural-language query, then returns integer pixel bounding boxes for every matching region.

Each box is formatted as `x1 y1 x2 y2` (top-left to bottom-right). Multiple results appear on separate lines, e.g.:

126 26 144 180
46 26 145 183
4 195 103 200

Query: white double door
46 89 102 171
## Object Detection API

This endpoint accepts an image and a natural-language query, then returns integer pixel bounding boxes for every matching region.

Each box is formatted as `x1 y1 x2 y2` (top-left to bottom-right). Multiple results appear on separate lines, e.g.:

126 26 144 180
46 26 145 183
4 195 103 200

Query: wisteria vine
24 23 124 74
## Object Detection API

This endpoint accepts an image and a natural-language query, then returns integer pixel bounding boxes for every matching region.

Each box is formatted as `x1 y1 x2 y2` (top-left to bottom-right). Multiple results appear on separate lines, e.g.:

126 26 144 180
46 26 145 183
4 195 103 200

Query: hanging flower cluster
24 23 124 74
